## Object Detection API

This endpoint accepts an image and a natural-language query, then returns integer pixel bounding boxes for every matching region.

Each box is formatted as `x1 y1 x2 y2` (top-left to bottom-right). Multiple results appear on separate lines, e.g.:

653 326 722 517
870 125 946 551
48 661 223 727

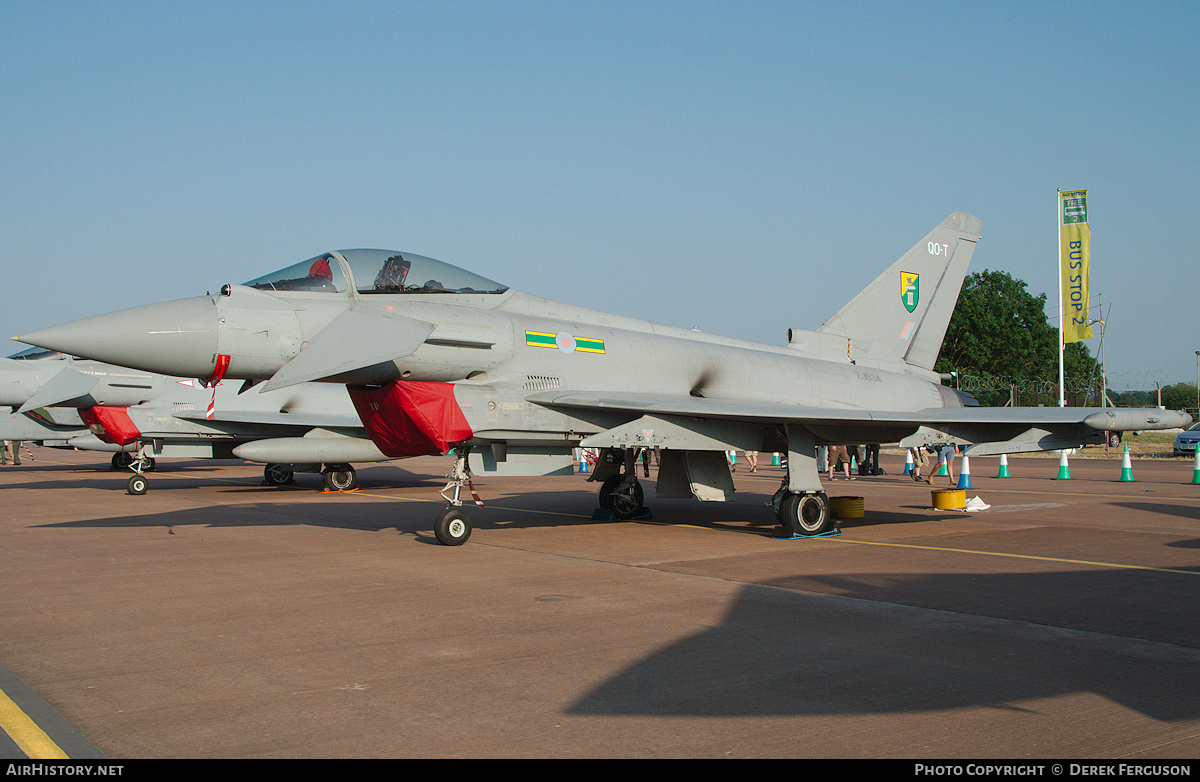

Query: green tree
1110 389 1150 407
935 269 1101 406
1161 383 1198 412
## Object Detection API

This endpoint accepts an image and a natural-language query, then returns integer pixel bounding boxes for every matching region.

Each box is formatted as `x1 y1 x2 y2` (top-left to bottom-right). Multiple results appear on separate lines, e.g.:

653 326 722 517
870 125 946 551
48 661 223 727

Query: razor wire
957 375 1101 395
1102 370 1167 391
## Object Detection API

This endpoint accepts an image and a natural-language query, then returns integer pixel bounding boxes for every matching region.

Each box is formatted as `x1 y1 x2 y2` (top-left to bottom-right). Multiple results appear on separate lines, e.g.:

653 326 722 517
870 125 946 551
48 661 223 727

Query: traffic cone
579 456 589 474
957 454 972 489
935 452 948 477
997 453 1010 478
1191 446 1200 485
772 452 780 466
903 449 913 475
1118 443 1134 482
1054 450 1071 480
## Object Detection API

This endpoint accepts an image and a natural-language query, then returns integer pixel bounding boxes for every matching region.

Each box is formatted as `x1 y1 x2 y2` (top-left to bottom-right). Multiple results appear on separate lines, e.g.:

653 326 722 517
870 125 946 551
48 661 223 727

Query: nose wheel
433 507 472 546
126 473 148 495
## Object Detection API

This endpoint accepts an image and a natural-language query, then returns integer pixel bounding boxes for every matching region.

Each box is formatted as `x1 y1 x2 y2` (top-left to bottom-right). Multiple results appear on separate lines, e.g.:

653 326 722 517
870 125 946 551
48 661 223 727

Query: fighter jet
0 405 88 446
15 213 1191 544
0 348 390 493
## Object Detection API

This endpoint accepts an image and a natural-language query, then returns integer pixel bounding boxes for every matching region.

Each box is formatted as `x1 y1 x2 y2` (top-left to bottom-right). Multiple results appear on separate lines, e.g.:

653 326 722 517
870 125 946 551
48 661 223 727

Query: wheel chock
777 527 842 540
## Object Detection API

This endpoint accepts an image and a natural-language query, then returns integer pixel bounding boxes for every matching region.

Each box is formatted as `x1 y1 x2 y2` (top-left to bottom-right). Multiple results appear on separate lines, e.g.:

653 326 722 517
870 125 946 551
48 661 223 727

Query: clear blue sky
4 1 1198 389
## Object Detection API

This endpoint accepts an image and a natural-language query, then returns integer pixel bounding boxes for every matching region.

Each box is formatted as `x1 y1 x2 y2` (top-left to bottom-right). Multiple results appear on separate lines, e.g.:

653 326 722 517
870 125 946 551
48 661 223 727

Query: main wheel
434 507 472 546
264 464 294 486
600 474 644 519
127 474 148 495
111 452 134 471
322 464 358 491
780 491 832 536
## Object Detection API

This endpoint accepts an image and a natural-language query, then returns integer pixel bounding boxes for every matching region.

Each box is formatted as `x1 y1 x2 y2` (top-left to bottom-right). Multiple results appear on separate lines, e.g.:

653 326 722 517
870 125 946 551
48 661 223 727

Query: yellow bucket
830 495 864 519
931 488 966 510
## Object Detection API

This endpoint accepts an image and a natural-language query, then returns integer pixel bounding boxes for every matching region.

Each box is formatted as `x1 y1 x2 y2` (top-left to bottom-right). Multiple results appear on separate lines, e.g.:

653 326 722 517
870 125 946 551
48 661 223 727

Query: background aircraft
0 348 390 493
15 213 1191 543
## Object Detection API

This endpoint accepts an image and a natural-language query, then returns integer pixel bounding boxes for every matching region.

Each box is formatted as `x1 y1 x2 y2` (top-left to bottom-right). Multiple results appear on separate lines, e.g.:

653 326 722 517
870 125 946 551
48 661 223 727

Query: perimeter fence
956 374 1101 408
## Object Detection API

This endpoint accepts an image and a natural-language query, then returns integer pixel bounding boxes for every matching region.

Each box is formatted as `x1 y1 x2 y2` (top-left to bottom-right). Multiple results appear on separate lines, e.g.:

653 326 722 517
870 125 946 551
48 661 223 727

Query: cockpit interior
244 249 508 296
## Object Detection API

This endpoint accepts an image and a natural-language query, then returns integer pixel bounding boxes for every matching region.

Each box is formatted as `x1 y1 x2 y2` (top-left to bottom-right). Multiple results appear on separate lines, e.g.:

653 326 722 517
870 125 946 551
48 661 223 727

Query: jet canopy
244 249 508 296
8 347 66 361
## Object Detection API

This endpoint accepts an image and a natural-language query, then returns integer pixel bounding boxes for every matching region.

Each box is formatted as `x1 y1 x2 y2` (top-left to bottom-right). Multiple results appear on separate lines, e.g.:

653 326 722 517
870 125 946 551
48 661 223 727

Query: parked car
1173 422 1200 456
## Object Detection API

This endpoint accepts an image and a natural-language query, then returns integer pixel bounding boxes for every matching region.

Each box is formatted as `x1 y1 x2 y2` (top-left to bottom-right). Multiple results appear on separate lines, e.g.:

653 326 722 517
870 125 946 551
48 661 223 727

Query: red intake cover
347 380 473 458
80 406 142 447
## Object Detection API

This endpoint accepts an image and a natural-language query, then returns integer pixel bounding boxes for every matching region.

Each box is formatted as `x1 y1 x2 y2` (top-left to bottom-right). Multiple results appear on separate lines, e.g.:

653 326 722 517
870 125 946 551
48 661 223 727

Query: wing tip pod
1083 408 1193 432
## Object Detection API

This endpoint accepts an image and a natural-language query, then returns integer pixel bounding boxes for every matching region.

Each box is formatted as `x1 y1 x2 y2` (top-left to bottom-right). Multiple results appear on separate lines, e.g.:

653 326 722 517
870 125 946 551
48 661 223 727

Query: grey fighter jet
15 213 1191 543
0 348 389 493
0 405 88 445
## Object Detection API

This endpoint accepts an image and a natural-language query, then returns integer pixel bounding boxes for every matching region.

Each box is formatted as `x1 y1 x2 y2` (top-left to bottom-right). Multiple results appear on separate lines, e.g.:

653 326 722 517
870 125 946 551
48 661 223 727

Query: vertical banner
1059 189 1093 343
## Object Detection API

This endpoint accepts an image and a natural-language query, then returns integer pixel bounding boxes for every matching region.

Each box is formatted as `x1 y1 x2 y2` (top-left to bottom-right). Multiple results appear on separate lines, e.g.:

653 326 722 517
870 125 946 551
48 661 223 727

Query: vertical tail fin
817 212 981 371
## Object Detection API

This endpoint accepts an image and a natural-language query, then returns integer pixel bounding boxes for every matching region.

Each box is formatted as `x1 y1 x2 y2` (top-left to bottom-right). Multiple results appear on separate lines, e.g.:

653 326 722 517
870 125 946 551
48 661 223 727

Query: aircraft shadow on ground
3 462 441 495
28 491 623 538
0 459 239 488
1113 501 1200 522
21 480 1200 721
14 476 1061 541
24 482 814 550
566 577 1200 721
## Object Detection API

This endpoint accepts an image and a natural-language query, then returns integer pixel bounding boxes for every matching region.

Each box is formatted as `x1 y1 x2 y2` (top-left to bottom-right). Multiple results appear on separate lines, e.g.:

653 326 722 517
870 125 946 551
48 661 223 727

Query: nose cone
14 296 219 379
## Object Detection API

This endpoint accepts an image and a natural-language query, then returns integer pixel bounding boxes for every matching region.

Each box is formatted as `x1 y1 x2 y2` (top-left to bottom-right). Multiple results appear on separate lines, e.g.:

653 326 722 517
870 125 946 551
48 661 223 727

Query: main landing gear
576 446 651 521
261 463 359 491
599 472 645 519
263 464 296 486
596 449 647 520
321 463 358 491
772 485 833 537
772 425 835 537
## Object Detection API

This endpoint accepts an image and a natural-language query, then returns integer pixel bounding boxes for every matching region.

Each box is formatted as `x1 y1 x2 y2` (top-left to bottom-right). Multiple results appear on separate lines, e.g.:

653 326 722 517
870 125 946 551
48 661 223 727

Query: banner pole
1058 189 1065 408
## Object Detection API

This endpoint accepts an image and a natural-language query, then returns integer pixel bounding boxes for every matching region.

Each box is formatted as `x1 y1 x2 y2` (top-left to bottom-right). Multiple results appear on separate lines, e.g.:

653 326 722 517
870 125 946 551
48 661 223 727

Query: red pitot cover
80 406 142 447
347 380 473 458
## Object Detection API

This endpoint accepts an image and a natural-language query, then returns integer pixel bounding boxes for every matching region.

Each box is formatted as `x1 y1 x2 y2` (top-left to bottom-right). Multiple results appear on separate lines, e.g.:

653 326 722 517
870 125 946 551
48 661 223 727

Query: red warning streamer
203 354 231 421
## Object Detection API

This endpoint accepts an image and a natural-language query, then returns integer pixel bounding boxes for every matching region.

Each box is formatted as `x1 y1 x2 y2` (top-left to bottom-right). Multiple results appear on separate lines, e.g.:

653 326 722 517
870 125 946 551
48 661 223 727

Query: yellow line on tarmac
489 505 595 520
824 537 1200 576
0 687 67 759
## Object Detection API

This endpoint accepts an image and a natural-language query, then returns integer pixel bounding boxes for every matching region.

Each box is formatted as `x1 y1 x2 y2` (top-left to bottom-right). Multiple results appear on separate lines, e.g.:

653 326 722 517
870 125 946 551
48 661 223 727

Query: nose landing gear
433 446 480 545
121 445 156 495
